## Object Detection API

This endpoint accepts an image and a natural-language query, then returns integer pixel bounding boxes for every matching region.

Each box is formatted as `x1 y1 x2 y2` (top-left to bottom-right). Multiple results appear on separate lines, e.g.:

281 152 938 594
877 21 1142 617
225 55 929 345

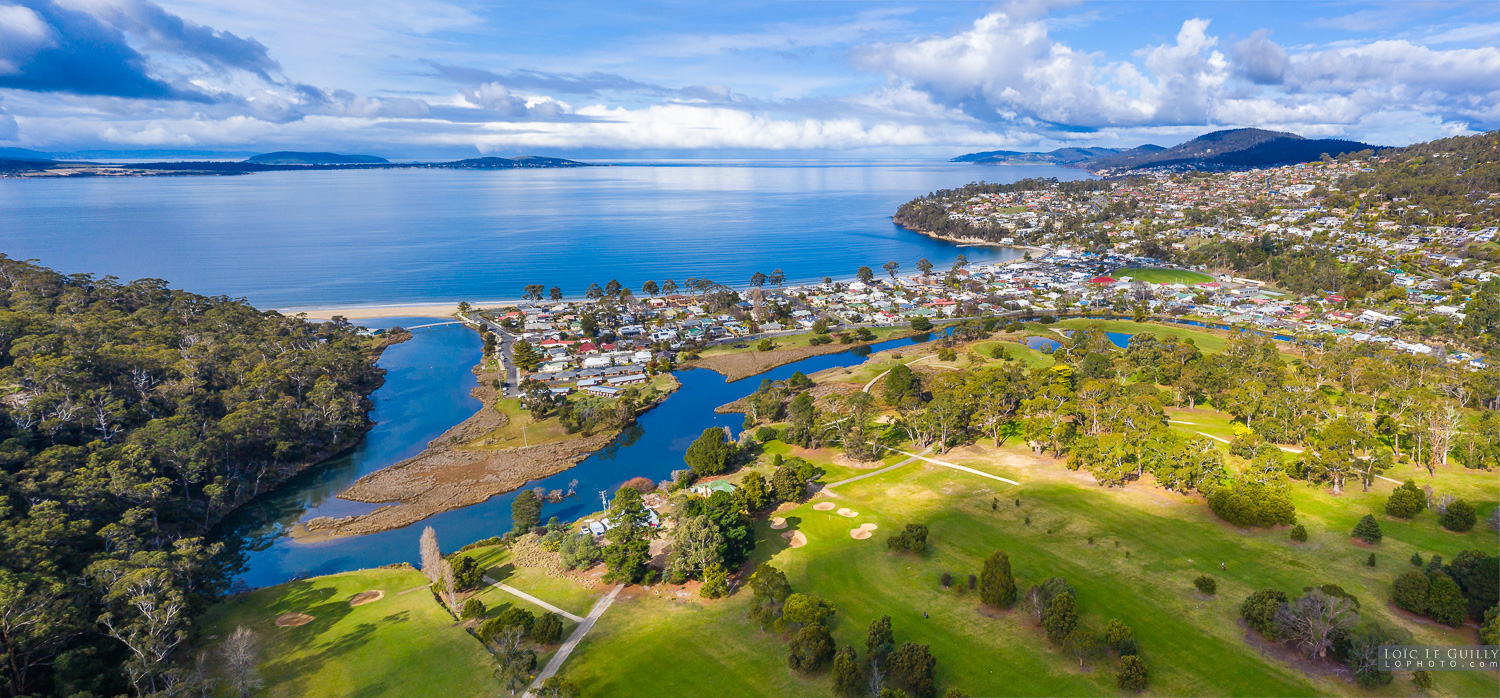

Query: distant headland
952 128 1381 175
0 149 597 178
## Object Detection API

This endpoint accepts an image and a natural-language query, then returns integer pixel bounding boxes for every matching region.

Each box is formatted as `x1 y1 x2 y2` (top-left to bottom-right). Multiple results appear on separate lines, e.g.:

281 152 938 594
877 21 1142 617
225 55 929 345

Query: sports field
1111 267 1215 285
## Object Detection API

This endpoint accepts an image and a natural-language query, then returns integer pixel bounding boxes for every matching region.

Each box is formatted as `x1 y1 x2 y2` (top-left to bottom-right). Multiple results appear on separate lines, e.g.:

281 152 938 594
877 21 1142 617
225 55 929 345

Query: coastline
890 218 1049 257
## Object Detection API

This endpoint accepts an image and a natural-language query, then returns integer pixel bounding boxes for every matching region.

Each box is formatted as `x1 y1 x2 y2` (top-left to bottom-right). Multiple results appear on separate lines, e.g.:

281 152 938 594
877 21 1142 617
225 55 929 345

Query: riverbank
687 328 918 381
299 364 680 539
288 303 461 320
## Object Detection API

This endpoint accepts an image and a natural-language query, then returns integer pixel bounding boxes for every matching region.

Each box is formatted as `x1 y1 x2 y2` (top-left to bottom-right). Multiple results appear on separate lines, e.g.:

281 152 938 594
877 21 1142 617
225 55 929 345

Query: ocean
0 160 1085 308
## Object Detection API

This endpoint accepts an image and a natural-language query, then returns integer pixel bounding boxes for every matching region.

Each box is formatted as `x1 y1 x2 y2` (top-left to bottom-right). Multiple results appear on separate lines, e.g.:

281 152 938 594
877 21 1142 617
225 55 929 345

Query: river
216 318 941 588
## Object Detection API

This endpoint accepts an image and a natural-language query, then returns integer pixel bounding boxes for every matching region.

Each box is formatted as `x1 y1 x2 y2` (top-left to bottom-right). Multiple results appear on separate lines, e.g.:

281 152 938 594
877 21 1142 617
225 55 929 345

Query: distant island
953 128 1380 174
0 150 596 178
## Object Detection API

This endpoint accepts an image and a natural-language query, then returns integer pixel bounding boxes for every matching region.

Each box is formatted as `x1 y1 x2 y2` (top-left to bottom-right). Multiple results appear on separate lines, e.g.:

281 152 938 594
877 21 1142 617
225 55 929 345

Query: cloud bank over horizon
1 0 1497 156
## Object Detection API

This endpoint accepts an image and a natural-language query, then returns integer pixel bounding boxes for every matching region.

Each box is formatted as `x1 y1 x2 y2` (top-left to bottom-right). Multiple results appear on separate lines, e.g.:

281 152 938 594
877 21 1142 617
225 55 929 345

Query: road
525 584 624 696
463 313 520 397
824 446 933 488
483 576 585 622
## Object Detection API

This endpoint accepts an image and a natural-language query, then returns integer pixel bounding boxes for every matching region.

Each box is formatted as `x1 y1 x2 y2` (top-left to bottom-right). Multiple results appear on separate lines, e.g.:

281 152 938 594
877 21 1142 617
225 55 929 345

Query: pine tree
1351 514 1383 543
979 551 1017 608
832 646 862 697
1117 655 1149 691
1042 594 1078 644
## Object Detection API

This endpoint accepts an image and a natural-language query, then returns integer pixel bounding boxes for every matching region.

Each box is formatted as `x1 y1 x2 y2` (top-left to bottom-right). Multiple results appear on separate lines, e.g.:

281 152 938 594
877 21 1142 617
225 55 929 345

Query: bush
700 563 729 599
1042 594 1078 645
787 623 835 673
910 316 933 332
1206 481 1296 528
940 572 952 588
1392 571 1431 614
1194 575 1217 595
450 554 486 591
1367 553 1377 567
1439 499 1476 532
619 476 656 494
530 612 564 644
1410 552 1423 567
1480 606 1499 646
1289 524 1307 542
559 533 602 570
1117 655 1149 691
1351 514 1383 543
1426 574 1467 627
1411 670 1432 692
979 551 1017 609
461 598 486 619
754 425 779 443
1240 589 1288 639
1385 480 1427 518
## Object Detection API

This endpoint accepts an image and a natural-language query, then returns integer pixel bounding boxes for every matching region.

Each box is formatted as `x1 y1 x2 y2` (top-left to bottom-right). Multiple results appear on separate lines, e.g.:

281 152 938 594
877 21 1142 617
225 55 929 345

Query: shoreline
890 219 1050 257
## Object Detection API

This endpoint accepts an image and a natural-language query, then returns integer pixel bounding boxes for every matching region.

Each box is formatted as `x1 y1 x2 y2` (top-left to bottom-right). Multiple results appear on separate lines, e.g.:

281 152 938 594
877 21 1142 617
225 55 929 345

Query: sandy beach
281 303 460 320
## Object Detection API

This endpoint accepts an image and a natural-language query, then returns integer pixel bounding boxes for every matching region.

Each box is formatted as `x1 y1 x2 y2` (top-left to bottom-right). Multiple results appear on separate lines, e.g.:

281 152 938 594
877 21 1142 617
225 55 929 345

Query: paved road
526 584 624 695
464 313 520 397
483 576 585 622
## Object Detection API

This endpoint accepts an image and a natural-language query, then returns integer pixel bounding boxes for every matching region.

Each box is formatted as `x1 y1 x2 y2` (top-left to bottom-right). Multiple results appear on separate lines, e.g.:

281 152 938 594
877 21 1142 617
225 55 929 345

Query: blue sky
1 0 1498 157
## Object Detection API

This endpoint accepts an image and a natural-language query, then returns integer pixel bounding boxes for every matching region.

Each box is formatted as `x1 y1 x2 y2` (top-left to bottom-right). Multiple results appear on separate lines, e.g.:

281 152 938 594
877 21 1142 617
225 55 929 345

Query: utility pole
599 490 609 513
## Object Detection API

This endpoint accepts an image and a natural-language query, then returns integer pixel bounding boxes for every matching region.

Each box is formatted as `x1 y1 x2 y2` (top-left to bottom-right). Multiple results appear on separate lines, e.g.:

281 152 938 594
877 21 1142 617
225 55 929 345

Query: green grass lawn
1053 318 1230 354
1111 267 1215 285
462 545 605 618
560 444 1498 697
196 567 497 697
699 326 912 358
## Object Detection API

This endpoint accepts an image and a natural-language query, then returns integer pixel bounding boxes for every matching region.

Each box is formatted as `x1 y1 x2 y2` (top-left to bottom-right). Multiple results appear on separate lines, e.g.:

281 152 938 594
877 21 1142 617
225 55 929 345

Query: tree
1392 570 1431 614
419 526 444 585
1384 480 1426 518
451 555 484 590
750 271 767 288
1345 621 1410 688
1104 619 1137 656
700 564 729 599
857 266 875 284
559 534 601 570
832 645 862 697
884 364 920 405
522 284 544 301
1412 670 1433 692
220 626 263 698
883 261 900 281
1439 499 1476 532
750 563 791 603
531 612 564 644
887 642 936 698
1445 548 1499 619
666 515 724 582
549 286 563 300
787 623 835 673
604 279 623 297
461 598 486 619
684 427 735 477
866 614 894 659
1194 575 1217 594
738 471 770 512
768 269 786 288
1062 627 1098 666
1425 573 1467 626
1274 590 1359 658
512 490 542 533
1351 514 1382 543
537 676 580 698
1116 655 1149 691
886 524 929 554
1042 594 1078 644
916 258 933 277
585 283 603 299
1240 589 1288 638
782 593 834 629
979 551 1017 608
910 316 933 332
601 487 655 584
512 340 544 371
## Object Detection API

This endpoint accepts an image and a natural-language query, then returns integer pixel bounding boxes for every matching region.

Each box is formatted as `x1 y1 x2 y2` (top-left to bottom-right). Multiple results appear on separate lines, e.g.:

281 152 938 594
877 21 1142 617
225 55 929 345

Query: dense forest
0 257 387 696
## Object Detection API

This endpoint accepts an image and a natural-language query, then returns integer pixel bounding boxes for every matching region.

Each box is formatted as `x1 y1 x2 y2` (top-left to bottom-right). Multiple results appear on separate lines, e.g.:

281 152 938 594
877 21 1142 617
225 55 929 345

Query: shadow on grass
489 562 516 584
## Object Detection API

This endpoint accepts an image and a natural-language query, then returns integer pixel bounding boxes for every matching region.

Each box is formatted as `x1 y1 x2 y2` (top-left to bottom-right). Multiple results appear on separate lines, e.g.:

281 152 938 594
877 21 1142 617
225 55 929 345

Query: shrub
1392 570 1430 614
700 563 730 599
781 593 835 629
1289 524 1307 542
1439 499 1476 532
1351 514 1383 543
1480 606 1499 646
1206 481 1296 528
1410 552 1423 567
787 623 835 673
619 476 656 494
1411 670 1432 692
1367 553 1377 567
886 523 930 554
979 551 1017 608
1193 575 1217 595
910 316 934 331
1384 480 1426 518
559 533 601 570
450 555 485 591
967 574 977 590
530 612 564 644
1117 655 1149 691
1240 589 1288 639
460 598 486 619
754 425 779 442
939 572 953 588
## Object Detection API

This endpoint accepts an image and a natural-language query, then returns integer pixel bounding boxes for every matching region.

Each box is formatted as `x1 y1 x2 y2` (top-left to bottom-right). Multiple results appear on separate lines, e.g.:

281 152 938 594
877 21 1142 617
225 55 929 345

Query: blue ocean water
0 161 1083 308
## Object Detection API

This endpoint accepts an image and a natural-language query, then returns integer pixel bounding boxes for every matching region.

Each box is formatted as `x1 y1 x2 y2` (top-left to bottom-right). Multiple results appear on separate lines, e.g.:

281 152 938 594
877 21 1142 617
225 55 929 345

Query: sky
1 0 1498 158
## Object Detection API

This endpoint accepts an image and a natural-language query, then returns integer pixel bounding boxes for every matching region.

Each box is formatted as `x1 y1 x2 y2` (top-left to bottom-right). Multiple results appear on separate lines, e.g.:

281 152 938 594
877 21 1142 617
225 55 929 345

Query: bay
0 161 1084 308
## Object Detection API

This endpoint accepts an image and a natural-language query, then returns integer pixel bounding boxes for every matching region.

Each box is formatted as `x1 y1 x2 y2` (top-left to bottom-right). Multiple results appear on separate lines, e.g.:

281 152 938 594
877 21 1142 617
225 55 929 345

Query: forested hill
0 257 389 695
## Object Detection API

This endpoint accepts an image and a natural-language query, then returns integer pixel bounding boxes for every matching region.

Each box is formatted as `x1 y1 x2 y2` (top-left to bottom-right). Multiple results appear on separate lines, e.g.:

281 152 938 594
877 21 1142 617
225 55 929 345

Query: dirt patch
275 612 314 627
850 523 878 540
1237 619 1349 680
781 530 807 548
348 590 385 607
831 452 887 470
813 502 837 511
837 508 859 518
769 517 787 529
690 332 914 382
1348 537 1377 548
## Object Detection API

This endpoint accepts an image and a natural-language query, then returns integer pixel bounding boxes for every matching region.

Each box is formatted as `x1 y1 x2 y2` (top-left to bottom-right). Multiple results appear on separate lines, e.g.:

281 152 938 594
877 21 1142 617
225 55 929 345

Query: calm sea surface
0 161 1082 308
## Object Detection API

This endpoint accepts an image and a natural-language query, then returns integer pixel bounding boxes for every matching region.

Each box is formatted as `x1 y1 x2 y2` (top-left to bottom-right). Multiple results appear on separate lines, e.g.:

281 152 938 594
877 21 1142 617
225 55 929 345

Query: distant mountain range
952 128 1381 174
0 150 596 177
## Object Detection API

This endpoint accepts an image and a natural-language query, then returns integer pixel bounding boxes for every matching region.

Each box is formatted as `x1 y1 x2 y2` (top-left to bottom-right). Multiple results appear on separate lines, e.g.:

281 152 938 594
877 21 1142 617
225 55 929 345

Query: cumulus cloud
1231 30 1288 85
79 0 279 78
0 0 205 99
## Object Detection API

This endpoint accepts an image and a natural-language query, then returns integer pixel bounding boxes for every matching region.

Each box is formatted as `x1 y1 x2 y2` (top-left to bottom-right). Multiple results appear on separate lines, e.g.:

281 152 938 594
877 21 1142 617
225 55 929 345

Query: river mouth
215 323 938 589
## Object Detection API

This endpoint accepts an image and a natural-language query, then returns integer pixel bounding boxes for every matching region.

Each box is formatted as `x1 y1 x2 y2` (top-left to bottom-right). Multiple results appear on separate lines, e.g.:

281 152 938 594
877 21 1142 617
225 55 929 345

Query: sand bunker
813 502 836 511
850 523 879 540
781 530 807 548
349 590 385 607
769 517 787 529
837 508 859 518
275 612 314 627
